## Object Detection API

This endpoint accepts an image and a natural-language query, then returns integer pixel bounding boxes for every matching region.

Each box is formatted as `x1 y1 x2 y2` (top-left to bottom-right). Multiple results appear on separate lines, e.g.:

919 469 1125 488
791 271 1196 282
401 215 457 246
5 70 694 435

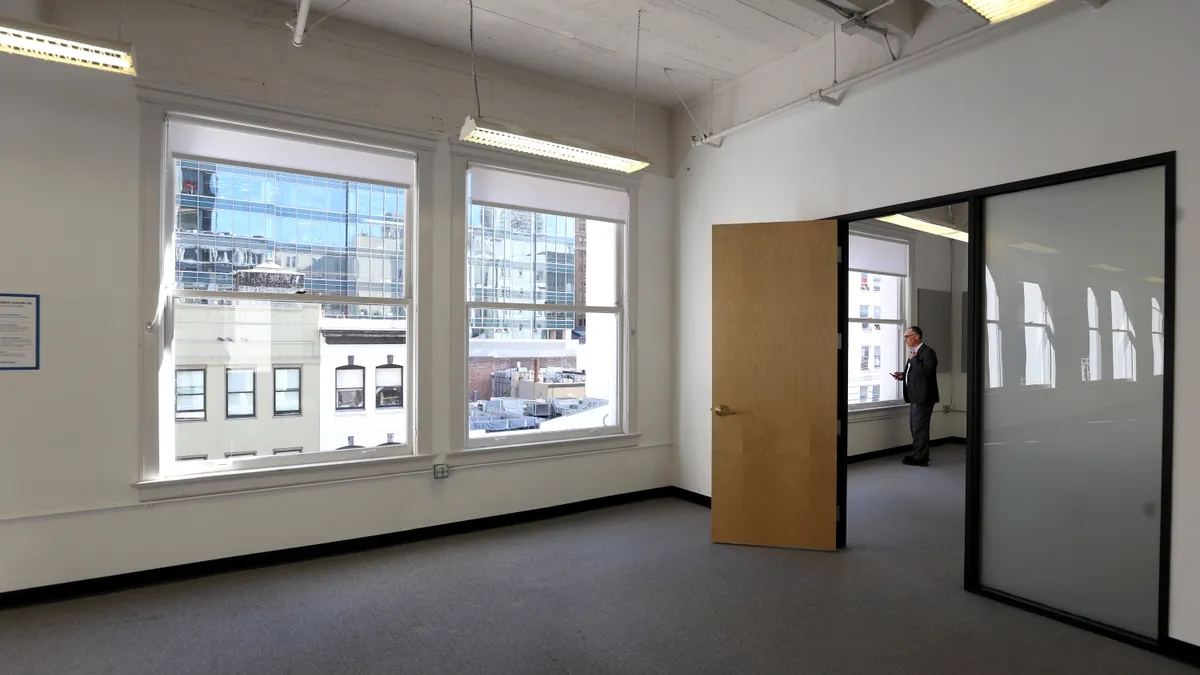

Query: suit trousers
909 402 935 462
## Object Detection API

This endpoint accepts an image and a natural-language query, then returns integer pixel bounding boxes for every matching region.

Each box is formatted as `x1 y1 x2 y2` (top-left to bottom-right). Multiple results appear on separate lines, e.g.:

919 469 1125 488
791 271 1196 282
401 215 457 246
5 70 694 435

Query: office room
2 0 1199 673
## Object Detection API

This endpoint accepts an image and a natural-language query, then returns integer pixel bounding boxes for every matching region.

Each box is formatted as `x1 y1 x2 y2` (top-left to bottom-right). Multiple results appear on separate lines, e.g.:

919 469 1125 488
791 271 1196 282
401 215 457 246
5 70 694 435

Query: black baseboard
670 486 712 508
1164 638 1200 668
0 486 680 611
847 436 967 464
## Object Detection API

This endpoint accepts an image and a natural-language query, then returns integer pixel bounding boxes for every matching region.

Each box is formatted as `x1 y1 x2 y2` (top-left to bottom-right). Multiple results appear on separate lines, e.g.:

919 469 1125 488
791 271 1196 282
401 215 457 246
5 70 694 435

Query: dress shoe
902 456 929 467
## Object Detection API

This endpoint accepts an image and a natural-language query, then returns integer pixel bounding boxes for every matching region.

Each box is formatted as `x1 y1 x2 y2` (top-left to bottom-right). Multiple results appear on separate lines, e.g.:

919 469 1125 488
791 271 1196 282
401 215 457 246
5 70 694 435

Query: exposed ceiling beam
785 0 925 40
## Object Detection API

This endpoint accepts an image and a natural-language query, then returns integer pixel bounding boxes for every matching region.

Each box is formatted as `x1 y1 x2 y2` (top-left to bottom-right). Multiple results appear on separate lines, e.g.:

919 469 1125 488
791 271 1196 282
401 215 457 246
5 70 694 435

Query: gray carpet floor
0 446 1192 674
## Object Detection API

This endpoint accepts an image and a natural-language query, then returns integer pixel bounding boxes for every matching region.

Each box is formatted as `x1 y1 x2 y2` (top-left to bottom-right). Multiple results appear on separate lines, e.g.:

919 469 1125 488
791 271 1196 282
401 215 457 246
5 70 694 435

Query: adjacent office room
844 204 969 562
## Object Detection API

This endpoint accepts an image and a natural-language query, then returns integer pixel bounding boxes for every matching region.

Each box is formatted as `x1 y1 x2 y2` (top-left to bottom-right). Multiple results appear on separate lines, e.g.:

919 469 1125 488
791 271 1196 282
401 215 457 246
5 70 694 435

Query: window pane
227 392 254 417
467 311 618 440
466 206 616 308
336 368 364 389
227 369 255 393
169 297 409 473
173 159 406 300
276 367 300 390
275 391 300 413
847 323 903 405
847 270 903 321
377 366 402 387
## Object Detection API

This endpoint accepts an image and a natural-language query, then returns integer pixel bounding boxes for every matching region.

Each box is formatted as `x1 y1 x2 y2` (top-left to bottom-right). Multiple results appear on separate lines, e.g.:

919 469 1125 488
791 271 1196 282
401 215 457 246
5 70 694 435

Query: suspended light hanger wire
459 0 650 173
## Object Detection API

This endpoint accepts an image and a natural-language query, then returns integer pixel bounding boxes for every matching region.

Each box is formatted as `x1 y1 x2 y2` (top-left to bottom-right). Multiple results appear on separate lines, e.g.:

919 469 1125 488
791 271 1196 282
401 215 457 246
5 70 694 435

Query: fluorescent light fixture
1089 263 1125 272
460 116 649 173
1009 241 1059 254
1142 276 1165 284
0 17 135 75
963 0 1057 23
876 214 969 242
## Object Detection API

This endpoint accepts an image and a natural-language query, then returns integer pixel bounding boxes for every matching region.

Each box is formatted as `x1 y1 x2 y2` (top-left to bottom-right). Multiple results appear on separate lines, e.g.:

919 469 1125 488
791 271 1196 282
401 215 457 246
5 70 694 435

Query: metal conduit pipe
694 21 998 147
291 0 312 47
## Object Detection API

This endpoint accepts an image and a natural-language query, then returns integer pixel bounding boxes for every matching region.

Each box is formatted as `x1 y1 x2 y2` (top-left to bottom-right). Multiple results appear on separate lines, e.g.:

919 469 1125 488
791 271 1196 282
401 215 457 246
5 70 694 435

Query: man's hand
891 371 904 380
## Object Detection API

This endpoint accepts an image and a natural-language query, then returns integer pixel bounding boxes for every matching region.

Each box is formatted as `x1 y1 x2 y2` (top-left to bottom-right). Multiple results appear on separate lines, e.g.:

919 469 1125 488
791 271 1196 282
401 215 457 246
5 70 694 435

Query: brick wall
468 356 577 401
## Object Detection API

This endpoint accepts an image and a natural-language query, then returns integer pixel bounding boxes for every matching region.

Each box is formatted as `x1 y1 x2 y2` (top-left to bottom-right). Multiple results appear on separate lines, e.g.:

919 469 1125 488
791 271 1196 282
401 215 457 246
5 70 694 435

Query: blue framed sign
0 293 39 370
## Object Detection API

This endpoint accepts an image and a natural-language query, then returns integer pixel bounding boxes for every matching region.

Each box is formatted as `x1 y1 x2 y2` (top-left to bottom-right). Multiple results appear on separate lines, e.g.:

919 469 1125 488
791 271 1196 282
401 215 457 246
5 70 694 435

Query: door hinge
837 246 843 264
836 419 842 436
838 333 843 350
837 505 841 522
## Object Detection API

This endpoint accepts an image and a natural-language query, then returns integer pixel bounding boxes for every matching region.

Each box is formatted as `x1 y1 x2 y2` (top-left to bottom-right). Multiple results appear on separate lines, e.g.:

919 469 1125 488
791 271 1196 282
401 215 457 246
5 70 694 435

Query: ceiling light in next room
460 117 650 174
0 17 135 75
1009 242 1060 254
962 0 1057 23
876 214 969 242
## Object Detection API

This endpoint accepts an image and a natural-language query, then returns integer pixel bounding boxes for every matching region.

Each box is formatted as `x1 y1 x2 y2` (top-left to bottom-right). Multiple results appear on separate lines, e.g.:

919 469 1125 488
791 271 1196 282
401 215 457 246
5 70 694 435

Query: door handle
712 405 739 417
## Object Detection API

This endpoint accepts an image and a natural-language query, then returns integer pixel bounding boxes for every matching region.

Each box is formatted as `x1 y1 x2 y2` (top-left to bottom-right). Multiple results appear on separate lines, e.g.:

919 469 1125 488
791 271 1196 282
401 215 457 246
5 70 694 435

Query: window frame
375 363 405 409
846 228 912 412
1020 281 1056 389
448 149 640 457
174 367 206 422
136 93 437 499
273 365 302 417
224 367 257 419
334 364 367 411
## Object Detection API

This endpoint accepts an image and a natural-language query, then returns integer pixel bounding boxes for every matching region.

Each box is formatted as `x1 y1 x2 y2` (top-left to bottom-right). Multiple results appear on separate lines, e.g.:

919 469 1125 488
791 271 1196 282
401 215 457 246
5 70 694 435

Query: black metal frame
834 152 1177 655
837 220 849 548
273 366 303 417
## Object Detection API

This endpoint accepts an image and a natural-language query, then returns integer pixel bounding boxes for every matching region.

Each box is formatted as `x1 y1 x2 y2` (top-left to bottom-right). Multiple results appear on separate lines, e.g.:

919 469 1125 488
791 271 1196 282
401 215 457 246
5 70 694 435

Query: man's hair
908 326 923 339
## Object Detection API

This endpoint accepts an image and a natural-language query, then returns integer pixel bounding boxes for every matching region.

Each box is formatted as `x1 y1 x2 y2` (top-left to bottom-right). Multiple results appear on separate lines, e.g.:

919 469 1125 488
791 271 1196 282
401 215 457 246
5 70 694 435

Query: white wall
45 0 673 176
673 0 1200 644
0 29 675 590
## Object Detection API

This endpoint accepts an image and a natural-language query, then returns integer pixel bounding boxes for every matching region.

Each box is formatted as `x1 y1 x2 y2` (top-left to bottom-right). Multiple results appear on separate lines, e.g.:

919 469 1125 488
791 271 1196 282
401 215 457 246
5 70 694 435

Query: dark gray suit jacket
903 343 940 405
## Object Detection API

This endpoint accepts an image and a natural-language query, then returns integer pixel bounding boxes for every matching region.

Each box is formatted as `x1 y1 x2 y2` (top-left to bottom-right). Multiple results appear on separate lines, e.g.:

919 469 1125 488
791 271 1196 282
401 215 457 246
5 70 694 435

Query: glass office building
174 160 406 317
467 205 585 339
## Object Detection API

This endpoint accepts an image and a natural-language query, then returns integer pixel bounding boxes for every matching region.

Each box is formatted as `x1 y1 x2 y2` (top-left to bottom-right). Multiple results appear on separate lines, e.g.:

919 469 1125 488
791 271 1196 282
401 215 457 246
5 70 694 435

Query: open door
712 220 841 550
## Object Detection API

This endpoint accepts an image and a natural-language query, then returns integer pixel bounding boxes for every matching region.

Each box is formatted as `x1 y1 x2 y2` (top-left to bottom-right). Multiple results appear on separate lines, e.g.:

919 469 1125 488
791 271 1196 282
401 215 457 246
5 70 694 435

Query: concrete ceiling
277 0 843 106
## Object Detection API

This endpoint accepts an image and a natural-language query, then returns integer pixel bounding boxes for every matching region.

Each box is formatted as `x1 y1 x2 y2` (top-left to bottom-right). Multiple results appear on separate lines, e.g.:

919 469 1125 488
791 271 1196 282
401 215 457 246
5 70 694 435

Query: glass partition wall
970 158 1173 642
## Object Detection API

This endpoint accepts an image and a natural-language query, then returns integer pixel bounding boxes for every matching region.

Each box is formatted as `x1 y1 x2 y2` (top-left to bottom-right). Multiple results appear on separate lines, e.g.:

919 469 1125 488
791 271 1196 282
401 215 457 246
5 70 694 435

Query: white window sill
136 453 435 502
451 433 643 468
849 403 909 415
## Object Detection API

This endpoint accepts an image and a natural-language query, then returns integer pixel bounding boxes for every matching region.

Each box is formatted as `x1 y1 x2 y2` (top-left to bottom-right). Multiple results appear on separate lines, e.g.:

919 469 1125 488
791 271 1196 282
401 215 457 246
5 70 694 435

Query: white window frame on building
136 92 436 501
448 145 639 459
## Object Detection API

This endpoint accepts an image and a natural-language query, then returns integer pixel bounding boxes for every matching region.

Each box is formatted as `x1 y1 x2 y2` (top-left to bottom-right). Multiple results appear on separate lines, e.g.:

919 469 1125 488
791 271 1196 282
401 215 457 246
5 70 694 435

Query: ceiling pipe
694 21 999 147
291 0 311 47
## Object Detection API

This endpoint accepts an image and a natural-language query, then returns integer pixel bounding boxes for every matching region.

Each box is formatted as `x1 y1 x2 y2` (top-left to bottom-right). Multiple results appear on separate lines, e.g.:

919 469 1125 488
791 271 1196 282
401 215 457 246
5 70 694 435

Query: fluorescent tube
876 214 969 242
460 116 649 174
963 0 1057 23
0 17 135 76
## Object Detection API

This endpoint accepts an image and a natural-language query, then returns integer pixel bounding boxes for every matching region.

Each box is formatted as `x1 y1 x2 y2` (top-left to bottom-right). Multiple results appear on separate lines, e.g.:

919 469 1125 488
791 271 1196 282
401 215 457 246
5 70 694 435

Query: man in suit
891 326 939 467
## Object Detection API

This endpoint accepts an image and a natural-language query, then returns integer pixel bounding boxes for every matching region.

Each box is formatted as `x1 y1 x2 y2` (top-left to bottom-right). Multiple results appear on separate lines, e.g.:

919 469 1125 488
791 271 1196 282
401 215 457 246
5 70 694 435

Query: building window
225 451 257 459
1112 290 1137 381
1152 298 1164 376
336 363 366 410
1084 288 1102 381
161 116 415 476
175 368 206 421
847 233 908 407
465 165 624 446
986 266 1002 388
274 367 301 416
225 368 256 418
1022 282 1056 387
376 359 404 408
273 447 303 455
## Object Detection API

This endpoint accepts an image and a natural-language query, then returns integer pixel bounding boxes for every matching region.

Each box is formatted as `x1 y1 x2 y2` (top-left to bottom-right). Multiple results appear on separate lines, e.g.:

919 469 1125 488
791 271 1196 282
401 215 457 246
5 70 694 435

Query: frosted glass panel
980 166 1165 637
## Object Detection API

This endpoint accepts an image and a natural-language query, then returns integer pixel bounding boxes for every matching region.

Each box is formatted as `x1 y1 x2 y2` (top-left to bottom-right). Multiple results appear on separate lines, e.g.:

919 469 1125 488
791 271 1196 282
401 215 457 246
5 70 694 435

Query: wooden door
712 220 840 550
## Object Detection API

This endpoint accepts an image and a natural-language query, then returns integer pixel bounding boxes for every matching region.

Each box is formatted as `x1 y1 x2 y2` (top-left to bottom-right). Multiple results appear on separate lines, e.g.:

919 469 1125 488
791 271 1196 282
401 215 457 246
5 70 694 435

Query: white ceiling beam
784 0 924 40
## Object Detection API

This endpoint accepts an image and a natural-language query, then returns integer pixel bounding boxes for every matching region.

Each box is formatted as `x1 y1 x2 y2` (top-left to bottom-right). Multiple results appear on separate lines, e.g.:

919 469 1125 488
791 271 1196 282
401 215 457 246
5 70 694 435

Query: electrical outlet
433 463 450 479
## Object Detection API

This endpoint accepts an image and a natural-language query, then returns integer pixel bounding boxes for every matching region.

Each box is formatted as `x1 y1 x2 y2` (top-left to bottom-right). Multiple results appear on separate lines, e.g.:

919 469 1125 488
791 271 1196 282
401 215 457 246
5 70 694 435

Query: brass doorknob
712 405 738 417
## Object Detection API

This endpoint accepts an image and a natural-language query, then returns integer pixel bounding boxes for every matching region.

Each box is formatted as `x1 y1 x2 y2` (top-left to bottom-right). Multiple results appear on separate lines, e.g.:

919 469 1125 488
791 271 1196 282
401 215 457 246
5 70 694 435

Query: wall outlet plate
433 463 450 479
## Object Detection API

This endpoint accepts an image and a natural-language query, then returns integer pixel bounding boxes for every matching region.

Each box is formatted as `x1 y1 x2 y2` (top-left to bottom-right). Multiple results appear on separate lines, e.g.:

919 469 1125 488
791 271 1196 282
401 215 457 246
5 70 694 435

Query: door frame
831 151 1177 654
